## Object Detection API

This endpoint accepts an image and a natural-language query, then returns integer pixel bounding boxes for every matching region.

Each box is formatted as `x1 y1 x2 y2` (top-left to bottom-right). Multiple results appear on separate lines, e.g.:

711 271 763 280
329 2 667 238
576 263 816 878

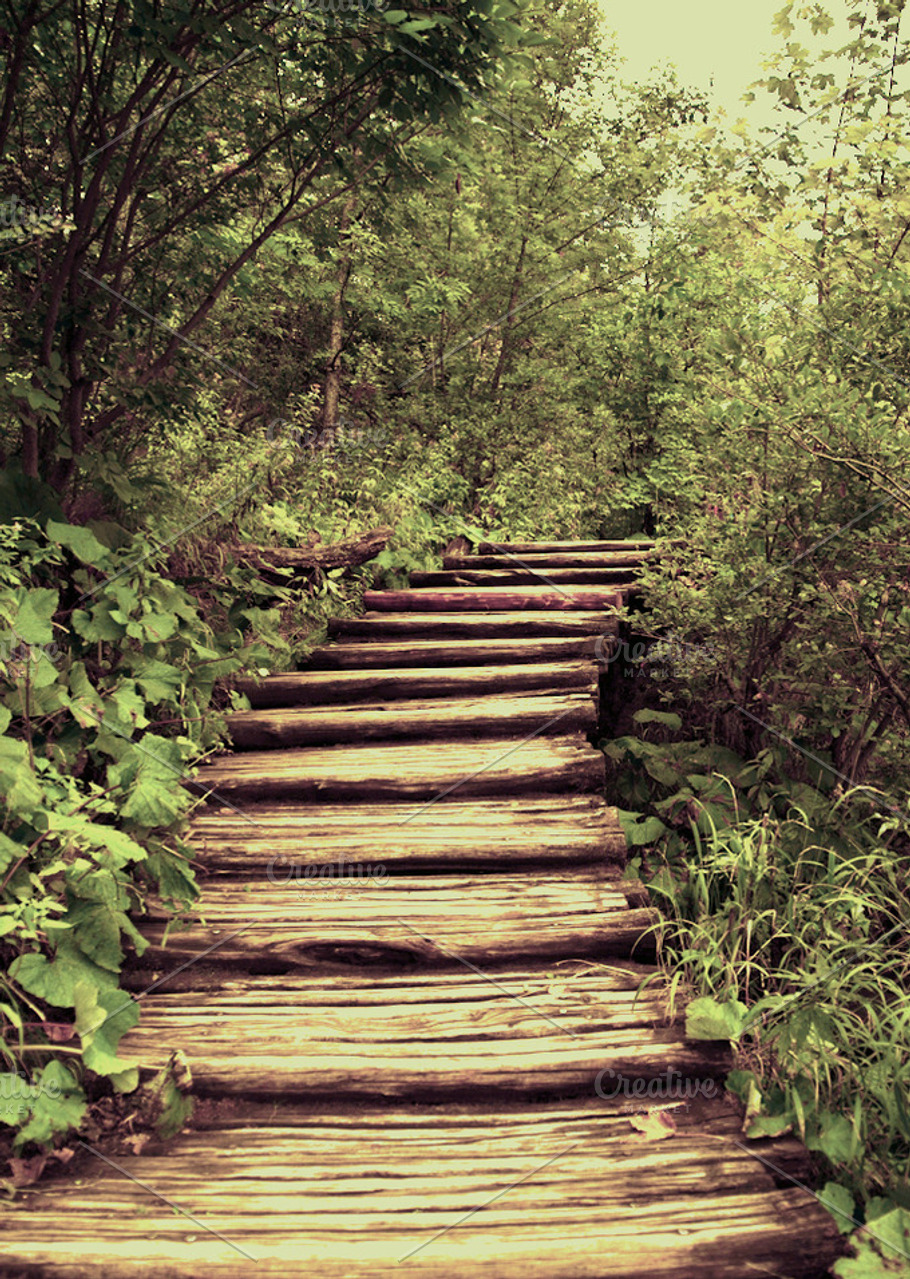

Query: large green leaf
685 996 748 1042
108 735 192 826
45 520 112 567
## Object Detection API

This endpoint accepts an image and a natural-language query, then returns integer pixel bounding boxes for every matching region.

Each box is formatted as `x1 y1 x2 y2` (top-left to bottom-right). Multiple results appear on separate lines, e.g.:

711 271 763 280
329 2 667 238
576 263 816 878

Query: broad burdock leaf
685 996 748 1042
45 521 111 567
73 981 140 1088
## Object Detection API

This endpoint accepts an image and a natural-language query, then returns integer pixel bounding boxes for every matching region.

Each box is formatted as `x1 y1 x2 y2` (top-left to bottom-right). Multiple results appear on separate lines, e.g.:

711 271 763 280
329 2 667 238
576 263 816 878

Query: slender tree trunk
489 234 527 396
322 189 358 432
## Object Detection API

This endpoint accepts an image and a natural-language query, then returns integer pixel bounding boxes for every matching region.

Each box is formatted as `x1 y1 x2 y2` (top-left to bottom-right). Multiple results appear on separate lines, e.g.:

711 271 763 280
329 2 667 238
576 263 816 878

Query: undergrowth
602 709 910 1277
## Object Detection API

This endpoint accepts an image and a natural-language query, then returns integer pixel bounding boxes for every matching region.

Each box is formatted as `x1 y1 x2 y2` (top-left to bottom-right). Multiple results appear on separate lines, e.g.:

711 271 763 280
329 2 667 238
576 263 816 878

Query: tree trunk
321 189 358 432
490 235 527 396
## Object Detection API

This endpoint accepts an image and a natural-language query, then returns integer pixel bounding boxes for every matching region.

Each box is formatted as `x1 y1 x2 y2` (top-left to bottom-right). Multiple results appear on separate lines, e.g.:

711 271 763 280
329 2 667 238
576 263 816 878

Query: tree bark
321 188 358 432
227 526 392 580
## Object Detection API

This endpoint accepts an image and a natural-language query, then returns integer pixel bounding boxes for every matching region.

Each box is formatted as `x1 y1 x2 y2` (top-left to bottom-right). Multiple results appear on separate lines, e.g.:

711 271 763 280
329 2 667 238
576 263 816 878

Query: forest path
2 540 842 1277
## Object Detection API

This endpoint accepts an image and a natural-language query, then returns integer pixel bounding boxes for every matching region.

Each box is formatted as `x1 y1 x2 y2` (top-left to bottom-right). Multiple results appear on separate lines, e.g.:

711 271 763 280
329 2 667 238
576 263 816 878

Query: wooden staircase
1 539 843 1276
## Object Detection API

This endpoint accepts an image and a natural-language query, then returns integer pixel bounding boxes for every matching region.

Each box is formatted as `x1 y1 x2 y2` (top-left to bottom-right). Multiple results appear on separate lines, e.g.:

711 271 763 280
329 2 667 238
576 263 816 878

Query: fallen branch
231 527 393 579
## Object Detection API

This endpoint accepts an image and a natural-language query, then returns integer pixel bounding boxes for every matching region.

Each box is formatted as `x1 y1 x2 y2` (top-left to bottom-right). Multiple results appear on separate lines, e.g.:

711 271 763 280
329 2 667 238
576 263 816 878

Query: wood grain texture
477 540 656 553
225 690 597 748
189 796 628 871
134 870 658 972
361 587 626 612
410 567 637 587
0 1099 843 1278
306 634 611 667
194 734 605 803
116 963 728 1097
234 661 598 706
444 551 651 570
328 610 618 639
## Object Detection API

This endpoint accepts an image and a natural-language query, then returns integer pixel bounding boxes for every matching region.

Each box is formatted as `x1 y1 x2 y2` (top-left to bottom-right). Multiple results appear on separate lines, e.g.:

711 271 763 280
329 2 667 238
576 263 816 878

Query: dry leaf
41 1021 76 1042
629 1109 678 1141
122 1133 151 1155
8 1154 48 1187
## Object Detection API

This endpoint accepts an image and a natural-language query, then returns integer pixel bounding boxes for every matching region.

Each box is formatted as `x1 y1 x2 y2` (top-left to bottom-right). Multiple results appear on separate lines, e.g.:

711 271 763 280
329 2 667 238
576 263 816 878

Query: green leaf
685 996 748 1042
138 611 178 642
46 520 111 567
10 939 117 1008
833 1207 910 1275
616 809 669 846
4 587 57 645
14 1062 86 1147
819 1182 856 1235
809 1113 856 1165
74 981 140 1085
71 603 126 643
0 738 42 816
746 1112 793 1139
108 736 191 826
398 17 438 34
131 659 184 703
632 709 683 729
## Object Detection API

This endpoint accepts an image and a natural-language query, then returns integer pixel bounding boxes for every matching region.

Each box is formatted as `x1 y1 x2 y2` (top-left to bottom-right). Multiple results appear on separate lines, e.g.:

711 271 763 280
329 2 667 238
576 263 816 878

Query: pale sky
599 0 851 129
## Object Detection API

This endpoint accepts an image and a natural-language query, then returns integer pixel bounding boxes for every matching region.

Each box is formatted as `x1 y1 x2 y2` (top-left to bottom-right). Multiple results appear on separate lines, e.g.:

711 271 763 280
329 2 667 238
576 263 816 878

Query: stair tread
0 1099 842 1277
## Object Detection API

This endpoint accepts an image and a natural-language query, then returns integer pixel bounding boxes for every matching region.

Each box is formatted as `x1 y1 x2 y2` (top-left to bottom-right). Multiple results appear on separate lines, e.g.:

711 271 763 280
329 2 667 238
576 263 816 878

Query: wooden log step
444 551 651 570
0 1098 843 1277
225 690 597 749
410 567 637 587
477 539 656 553
308 634 610 667
194 734 604 804
235 660 597 708
361 587 626 612
133 871 658 974
189 797 628 872
115 963 730 1098
327 610 616 640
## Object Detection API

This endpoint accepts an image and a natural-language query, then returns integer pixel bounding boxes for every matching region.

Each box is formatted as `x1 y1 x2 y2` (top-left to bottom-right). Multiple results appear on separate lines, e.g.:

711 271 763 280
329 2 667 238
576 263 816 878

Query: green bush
0 516 286 1153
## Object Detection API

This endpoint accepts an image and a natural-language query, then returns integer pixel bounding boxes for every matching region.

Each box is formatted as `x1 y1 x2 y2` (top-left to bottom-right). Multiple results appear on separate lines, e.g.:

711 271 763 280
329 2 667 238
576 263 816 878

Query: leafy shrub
0 517 285 1155
602 711 910 1226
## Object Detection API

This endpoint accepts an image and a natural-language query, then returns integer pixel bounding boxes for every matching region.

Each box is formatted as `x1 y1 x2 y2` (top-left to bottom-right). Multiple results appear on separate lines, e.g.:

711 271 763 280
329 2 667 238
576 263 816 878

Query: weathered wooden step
477 540 656 553
226 690 596 749
328 610 615 640
0 1097 843 1277
196 734 603 804
308 634 609 667
444 551 650 570
410 567 636 587
190 797 627 872
361 587 626 612
134 870 657 974
236 660 596 707
117 963 729 1098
